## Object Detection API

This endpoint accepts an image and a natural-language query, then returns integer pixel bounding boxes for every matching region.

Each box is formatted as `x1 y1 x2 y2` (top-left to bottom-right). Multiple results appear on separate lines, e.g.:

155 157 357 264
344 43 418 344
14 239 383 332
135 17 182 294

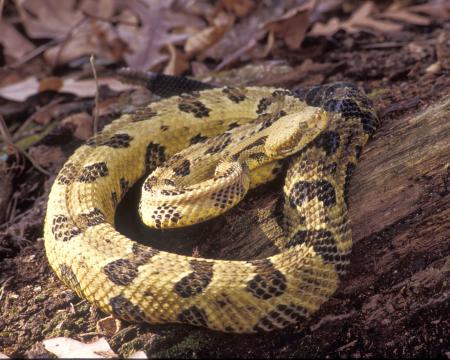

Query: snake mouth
275 138 301 155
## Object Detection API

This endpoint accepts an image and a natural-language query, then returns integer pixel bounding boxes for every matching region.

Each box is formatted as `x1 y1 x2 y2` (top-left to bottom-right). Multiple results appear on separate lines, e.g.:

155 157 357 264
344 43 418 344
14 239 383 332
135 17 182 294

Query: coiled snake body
44 75 379 333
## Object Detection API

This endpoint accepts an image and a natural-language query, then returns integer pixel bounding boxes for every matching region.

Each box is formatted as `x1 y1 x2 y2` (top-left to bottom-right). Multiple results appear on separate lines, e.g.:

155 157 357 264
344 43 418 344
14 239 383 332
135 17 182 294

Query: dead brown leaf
14 0 125 66
163 43 190 76
0 21 35 61
219 0 254 18
310 1 403 37
43 20 126 66
309 17 341 37
203 0 321 70
29 99 64 126
200 1 288 66
60 77 137 97
253 59 336 87
96 316 122 337
28 145 65 168
0 75 136 102
117 0 204 70
436 30 450 70
79 0 117 18
377 7 431 26
38 77 63 93
185 12 233 56
264 3 312 50
345 1 403 34
408 2 450 20
61 112 93 140
43 337 117 359
15 0 84 39
185 25 228 55
0 77 40 102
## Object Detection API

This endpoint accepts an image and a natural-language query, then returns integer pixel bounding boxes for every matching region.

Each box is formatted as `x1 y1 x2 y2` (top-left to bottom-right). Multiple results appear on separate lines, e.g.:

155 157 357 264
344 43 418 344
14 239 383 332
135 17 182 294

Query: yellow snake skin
44 80 379 333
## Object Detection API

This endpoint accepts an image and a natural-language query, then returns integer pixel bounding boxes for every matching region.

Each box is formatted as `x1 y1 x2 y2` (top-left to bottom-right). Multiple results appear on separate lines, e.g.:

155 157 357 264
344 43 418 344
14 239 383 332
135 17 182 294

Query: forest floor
0 1 449 358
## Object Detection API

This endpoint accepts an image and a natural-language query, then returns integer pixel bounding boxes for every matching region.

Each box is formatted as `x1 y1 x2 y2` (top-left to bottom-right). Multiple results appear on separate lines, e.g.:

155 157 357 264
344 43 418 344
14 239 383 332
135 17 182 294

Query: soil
1 22 449 359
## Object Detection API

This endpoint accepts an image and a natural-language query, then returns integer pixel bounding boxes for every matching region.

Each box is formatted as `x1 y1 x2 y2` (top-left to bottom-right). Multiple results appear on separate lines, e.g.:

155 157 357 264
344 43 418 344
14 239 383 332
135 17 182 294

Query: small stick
12 98 63 141
0 114 50 176
0 0 4 20
90 55 100 141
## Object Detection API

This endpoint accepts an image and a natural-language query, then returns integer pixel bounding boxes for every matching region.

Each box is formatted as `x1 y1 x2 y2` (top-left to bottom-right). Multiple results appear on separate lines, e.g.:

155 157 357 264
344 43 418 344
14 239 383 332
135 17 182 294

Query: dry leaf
408 3 450 20
185 13 232 56
346 1 403 34
28 145 65 168
39 77 64 93
43 337 117 359
377 8 431 26
219 0 254 17
310 17 341 37
15 0 125 66
80 0 117 18
0 77 40 102
43 20 126 66
200 3 277 62
191 61 211 76
254 59 335 87
163 43 190 76
96 315 122 337
0 76 136 101
15 0 84 39
185 27 225 55
425 61 441 74
436 30 450 70
117 0 204 70
128 350 147 359
310 1 403 37
60 77 137 97
32 100 64 125
264 4 312 49
0 21 35 61
61 112 93 140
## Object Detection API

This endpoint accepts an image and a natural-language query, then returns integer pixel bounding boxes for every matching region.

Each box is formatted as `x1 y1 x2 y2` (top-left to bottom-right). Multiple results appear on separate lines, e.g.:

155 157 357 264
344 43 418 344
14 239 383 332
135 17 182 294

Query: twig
7 39 60 69
0 114 50 176
12 98 63 141
0 0 4 22
0 206 33 230
81 9 137 27
214 35 260 71
0 276 14 304
90 55 100 139
310 310 358 331
7 191 18 224
53 17 87 67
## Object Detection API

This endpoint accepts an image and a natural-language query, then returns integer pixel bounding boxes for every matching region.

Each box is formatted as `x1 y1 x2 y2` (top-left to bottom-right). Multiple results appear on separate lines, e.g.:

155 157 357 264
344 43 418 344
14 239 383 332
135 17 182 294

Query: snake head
264 106 329 159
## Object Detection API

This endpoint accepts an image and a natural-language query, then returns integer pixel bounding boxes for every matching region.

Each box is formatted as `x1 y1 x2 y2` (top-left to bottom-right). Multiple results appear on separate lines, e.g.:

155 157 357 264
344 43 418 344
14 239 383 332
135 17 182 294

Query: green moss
150 331 210 359
120 338 145 358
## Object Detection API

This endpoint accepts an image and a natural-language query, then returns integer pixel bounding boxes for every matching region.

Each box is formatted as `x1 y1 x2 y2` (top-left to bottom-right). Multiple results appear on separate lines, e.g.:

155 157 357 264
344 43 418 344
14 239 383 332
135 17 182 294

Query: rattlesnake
44 74 379 333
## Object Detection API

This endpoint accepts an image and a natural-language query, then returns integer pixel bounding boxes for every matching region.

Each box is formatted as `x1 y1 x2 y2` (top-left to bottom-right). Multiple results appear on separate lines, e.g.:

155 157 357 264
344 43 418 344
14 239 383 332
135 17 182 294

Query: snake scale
44 73 379 333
